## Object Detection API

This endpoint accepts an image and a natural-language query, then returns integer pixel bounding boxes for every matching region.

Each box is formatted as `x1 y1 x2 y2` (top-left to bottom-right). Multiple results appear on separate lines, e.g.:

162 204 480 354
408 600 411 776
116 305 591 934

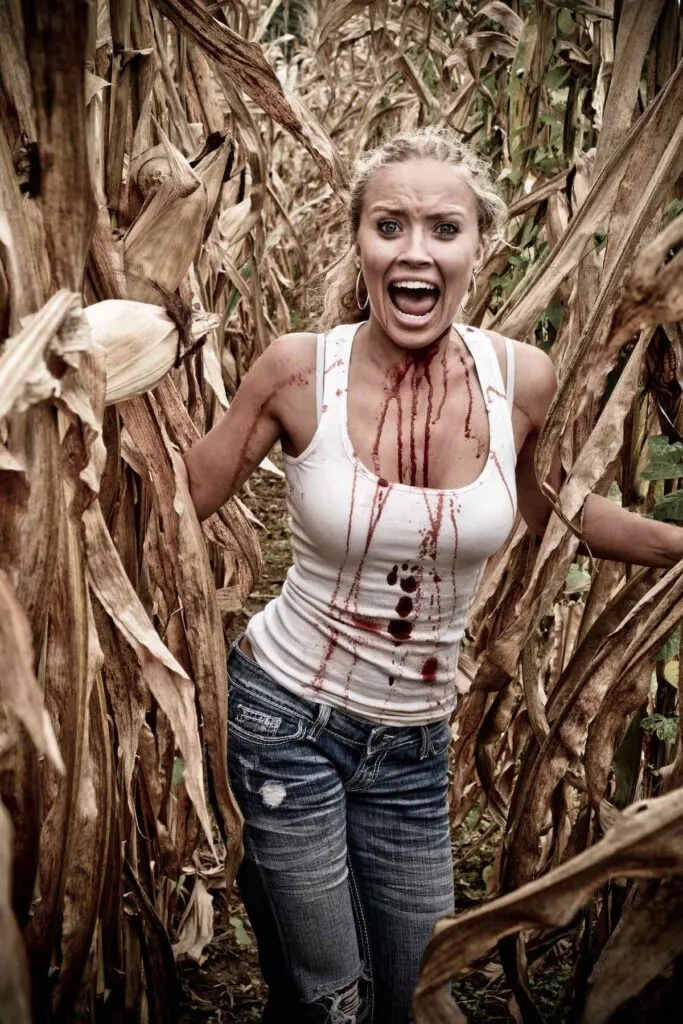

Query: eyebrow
368 204 466 219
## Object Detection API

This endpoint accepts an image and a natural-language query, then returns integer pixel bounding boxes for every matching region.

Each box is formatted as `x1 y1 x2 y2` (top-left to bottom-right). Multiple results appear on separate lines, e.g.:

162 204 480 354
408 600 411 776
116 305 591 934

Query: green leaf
230 915 253 949
641 713 679 745
593 230 607 253
545 0 612 21
171 756 185 788
652 625 680 663
557 8 575 35
641 436 683 481
544 66 570 90
664 198 683 223
565 562 591 595
545 300 564 330
651 489 683 522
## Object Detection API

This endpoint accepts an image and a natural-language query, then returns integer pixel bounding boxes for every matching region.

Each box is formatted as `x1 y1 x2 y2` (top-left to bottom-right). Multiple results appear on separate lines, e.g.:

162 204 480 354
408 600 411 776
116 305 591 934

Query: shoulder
480 328 556 426
260 331 318 370
247 331 317 389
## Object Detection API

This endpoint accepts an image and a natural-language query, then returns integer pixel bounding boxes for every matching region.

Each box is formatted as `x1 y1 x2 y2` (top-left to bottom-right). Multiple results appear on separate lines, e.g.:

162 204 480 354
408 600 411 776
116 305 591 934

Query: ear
473 239 484 273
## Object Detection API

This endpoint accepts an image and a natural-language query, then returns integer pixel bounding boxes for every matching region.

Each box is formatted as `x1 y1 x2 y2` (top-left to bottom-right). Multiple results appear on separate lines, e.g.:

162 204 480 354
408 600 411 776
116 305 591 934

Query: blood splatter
371 359 411 478
350 614 382 635
395 596 413 618
409 362 420 486
388 676 395 686
313 459 359 684
324 357 344 376
456 347 473 439
490 450 515 514
387 565 398 586
423 358 435 486
346 478 392 609
432 342 449 426
388 619 412 642
420 491 445 561
402 563 408 570
486 384 507 402
378 477 389 487
421 657 438 682
399 574 417 594
234 367 313 478
448 496 459 597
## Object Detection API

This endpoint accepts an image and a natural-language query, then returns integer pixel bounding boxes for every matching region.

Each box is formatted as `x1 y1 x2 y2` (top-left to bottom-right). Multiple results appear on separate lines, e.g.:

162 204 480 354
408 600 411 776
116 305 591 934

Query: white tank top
246 322 517 725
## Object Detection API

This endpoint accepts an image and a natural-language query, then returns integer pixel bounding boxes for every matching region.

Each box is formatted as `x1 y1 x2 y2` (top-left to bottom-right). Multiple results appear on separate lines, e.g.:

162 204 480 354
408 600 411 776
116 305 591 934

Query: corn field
0 0 682 1021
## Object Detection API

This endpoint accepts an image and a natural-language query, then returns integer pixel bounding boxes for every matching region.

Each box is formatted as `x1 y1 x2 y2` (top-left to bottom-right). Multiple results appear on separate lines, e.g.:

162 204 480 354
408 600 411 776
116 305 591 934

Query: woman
176 128 682 1023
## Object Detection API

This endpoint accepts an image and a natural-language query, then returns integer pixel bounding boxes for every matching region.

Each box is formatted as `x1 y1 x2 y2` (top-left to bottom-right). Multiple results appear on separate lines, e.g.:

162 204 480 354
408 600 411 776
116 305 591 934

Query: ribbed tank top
246 322 517 725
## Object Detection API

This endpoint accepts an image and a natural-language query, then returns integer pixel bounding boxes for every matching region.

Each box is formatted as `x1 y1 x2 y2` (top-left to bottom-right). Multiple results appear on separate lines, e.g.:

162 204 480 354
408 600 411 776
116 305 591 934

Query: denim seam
346 856 374 1024
240 841 364 1007
345 748 389 793
240 845 343 1007
301 966 365 1010
228 717 308 746
229 675 317 720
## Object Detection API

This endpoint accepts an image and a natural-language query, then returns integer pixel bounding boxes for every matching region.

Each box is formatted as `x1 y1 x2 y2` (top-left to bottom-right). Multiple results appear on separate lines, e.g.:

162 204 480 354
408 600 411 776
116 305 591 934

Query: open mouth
388 280 440 320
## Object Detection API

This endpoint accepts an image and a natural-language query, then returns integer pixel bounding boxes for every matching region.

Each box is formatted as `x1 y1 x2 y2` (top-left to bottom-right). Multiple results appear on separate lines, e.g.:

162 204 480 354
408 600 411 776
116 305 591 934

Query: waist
228 636 452 749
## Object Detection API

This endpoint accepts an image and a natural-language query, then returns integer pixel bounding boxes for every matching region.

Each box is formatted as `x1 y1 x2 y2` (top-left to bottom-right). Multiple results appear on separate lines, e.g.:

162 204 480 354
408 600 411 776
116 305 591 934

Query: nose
400 227 432 266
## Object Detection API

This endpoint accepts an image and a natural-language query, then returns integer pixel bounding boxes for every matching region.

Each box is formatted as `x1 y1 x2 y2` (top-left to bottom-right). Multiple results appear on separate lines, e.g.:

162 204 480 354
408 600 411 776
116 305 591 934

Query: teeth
392 280 437 290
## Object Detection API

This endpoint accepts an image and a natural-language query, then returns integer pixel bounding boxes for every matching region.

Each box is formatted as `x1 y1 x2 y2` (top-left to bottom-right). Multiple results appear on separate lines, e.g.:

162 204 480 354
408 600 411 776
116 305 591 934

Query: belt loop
419 725 430 760
307 701 331 741
366 726 386 757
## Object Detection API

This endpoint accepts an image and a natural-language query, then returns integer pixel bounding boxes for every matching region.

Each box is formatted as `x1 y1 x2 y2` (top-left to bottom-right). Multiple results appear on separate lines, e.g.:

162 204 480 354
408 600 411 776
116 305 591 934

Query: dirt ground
176 455 671 1024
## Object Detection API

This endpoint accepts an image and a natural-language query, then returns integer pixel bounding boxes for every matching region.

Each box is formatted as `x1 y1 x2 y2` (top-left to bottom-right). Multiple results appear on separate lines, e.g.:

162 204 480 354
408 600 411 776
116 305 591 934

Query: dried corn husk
83 299 219 405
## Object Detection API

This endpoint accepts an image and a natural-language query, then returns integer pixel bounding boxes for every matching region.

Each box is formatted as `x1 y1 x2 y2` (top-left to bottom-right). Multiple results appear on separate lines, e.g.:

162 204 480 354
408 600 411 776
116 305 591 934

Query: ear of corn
83 299 221 405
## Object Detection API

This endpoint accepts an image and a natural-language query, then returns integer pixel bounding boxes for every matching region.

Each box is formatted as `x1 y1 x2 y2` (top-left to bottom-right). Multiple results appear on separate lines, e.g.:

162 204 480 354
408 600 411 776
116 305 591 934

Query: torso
246 321 519 724
276 324 530 484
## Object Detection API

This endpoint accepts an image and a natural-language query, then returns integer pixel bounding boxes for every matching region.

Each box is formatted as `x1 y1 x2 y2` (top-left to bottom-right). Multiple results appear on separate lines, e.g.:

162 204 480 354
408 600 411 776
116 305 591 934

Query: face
355 158 483 349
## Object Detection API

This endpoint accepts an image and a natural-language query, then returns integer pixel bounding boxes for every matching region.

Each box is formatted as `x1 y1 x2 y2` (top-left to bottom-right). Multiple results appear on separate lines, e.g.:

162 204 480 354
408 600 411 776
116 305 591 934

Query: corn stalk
1 1 682 1022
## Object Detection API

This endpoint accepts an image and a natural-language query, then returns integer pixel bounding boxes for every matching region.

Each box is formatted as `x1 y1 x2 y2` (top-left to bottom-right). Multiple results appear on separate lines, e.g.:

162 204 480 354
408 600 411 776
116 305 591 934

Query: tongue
391 286 438 317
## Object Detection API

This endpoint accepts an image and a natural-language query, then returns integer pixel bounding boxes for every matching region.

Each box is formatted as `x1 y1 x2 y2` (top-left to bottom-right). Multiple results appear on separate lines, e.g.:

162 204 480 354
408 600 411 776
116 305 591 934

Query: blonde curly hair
320 127 506 329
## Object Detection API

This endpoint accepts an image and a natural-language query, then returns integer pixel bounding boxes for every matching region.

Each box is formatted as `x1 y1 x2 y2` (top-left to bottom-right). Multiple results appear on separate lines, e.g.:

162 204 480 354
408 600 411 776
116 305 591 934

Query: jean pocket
228 685 307 746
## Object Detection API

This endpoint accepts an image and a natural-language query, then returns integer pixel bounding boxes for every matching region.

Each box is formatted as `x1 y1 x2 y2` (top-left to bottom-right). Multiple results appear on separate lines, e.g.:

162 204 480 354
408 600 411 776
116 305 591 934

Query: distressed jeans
227 638 455 1024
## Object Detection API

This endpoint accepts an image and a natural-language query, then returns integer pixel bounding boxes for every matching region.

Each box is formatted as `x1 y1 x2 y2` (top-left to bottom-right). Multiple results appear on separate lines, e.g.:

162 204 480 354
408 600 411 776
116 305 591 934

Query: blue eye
436 222 459 236
378 219 401 235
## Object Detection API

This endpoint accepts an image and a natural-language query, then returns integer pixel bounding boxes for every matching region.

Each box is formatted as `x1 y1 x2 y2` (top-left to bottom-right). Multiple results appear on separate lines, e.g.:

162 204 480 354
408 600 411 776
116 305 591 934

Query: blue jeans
227 639 454 1023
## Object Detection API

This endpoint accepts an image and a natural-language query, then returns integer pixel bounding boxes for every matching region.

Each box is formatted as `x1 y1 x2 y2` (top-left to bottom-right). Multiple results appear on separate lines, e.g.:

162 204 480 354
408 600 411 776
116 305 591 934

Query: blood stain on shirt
395 596 413 618
399 574 417 594
421 657 438 682
388 619 412 642
350 614 382 635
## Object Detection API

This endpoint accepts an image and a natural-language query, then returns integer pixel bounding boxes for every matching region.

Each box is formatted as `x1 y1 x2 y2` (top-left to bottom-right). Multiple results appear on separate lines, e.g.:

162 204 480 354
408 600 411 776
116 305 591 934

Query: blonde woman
176 128 682 1023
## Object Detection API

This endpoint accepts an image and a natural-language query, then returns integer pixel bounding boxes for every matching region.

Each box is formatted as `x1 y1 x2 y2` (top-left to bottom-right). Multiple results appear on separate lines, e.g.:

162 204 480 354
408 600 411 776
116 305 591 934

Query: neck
356 315 454 374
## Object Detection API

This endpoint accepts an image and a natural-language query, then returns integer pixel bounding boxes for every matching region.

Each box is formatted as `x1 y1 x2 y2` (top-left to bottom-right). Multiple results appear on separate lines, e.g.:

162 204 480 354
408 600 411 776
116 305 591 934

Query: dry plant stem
0 1 681 1020
413 789 683 1023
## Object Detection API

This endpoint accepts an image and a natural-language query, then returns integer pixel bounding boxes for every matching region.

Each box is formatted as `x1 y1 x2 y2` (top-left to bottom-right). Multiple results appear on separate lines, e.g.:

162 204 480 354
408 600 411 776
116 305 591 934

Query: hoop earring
355 269 369 311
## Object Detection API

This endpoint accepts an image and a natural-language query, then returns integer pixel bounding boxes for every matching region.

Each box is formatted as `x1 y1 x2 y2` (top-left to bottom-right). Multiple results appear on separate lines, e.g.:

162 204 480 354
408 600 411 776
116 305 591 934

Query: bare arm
515 346 683 568
178 333 315 521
